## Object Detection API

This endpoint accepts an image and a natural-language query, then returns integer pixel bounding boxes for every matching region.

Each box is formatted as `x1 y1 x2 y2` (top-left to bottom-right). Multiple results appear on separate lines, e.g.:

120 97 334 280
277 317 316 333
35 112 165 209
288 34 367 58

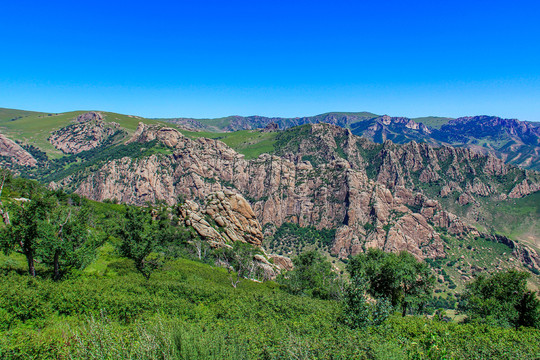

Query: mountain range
164 112 540 171
1 107 539 294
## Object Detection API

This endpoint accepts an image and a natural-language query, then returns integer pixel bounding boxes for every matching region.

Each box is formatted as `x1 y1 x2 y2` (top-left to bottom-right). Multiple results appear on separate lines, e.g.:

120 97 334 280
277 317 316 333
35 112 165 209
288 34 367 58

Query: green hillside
180 129 278 159
0 109 167 159
0 107 46 122
412 116 454 129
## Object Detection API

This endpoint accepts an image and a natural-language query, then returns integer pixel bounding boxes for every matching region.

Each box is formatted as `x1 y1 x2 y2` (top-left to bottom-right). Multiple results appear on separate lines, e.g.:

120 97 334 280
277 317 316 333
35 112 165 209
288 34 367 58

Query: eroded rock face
458 193 474 206
127 122 185 148
508 179 540 198
71 125 449 260
178 191 291 276
0 133 37 167
49 112 121 154
60 123 539 268
181 191 263 246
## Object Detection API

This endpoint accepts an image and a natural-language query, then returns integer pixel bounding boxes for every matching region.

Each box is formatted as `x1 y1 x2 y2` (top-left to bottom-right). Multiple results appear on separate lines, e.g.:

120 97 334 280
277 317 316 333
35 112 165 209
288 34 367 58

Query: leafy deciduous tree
0 194 55 277
458 269 540 329
215 242 265 288
347 248 434 317
116 206 164 280
278 250 344 300
40 204 98 280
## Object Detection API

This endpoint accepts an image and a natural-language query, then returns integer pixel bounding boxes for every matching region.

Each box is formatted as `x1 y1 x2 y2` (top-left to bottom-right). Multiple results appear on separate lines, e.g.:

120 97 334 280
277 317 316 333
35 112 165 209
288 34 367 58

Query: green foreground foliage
1 258 540 360
459 269 540 329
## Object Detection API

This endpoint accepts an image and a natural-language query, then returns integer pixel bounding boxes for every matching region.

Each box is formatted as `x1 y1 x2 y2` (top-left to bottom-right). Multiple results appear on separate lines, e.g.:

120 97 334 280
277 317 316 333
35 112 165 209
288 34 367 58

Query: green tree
215 241 265 288
0 190 98 279
458 269 540 329
116 206 164 280
278 250 343 300
343 268 392 328
347 248 434 316
0 194 55 276
39 204 98 280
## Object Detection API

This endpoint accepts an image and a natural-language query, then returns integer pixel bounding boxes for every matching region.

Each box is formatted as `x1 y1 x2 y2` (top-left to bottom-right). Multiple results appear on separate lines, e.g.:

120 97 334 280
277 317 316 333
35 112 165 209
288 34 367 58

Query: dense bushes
1 258 540 359
458 269 540 329
268 222 336 254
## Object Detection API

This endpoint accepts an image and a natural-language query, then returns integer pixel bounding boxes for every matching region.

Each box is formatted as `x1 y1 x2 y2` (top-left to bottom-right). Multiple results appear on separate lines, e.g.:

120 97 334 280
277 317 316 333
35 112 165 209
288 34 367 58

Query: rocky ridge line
58 122 540 270
0 133 37 167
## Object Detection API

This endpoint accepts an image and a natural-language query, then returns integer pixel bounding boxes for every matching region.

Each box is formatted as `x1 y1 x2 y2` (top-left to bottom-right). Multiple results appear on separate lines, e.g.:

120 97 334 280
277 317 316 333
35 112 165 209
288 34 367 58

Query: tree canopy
278 250 343 300
347 248 435 316
458 269 540 329
0 191 97 279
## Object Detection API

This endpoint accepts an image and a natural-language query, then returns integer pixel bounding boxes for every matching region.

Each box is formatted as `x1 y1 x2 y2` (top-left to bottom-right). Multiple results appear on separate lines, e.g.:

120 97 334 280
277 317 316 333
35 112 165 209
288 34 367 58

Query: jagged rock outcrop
440 181 462 197
0 133 37 166
466 178 492 197
127 122 185 147
70 124 452 261
458 193 474 206
262 122 279 132
181 191 263 246
54 123 539 268
508 179 540 198
362 138 540 201
165 112 540 171
49 112 122 154
178 191 292 276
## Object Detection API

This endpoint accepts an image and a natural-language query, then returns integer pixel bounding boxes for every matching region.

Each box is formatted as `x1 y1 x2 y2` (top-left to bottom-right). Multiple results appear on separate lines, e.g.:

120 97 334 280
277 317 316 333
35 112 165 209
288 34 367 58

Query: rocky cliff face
0 133 37 167
49 112 123 154
60 123 540 270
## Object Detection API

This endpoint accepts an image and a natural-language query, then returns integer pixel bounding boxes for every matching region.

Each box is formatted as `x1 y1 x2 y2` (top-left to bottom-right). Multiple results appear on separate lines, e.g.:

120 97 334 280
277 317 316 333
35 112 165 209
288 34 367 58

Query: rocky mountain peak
127 122 186 148
76 111 104 123
49 112 122 154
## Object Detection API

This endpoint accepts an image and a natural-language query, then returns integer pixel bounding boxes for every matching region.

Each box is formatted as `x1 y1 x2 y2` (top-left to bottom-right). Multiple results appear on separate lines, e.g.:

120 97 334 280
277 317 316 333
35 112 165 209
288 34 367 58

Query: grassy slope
0 107 46 121
412 116 454 129
180 129 278 159
478 193 540 250
1 249 540 359
0 109 168 159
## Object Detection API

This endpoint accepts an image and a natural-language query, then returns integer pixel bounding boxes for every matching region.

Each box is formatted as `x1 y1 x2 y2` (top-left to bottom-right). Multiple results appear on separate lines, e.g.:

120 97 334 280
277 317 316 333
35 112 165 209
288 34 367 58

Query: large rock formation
163 113 540 171
181 190 263 247
178 190 292 276
52 123 539 269
49 112 122 154
0 133 37 166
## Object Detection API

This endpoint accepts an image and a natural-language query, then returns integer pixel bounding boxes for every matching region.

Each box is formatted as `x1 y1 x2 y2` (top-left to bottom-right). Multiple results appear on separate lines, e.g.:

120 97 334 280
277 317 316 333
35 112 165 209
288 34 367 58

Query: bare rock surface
54 123 539 269
181 191 263 247
49 112 121 154
0 133 37 166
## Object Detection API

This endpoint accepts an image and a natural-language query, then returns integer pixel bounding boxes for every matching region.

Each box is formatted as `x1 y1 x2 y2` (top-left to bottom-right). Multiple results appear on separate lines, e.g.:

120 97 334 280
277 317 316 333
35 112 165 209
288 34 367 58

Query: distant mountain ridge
162 112 380 132
162 112 540 170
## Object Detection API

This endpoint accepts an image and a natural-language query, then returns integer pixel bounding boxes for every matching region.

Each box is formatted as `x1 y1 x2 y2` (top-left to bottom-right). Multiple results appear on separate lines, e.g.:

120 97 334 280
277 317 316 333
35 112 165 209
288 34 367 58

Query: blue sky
1 0 539 120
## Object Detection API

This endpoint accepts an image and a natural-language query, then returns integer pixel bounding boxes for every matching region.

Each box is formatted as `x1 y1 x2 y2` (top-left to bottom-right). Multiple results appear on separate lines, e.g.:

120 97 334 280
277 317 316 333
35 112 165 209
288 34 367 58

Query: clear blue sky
1 0 539 121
